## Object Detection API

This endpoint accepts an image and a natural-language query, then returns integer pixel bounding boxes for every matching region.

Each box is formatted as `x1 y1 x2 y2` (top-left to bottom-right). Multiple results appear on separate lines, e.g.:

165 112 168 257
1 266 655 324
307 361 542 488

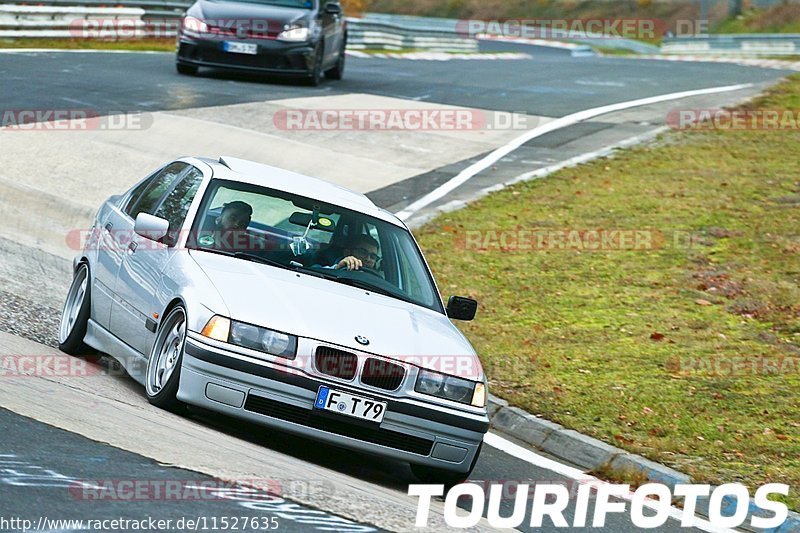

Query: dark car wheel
58 263 92 355
410 441 483 487
145 306 187 412
325 40 346 80
308 44 324 86
176 62 198 76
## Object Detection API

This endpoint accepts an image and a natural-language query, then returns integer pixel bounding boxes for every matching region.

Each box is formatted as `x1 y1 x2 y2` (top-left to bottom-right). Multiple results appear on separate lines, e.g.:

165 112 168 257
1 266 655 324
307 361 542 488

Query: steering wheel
358 266 383 278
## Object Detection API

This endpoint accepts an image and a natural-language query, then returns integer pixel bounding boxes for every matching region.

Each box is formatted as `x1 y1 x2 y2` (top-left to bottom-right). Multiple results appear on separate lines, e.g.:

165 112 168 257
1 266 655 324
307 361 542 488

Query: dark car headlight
415 369 486 407
277 20 320 42
201 316 297 359
277 24 310 42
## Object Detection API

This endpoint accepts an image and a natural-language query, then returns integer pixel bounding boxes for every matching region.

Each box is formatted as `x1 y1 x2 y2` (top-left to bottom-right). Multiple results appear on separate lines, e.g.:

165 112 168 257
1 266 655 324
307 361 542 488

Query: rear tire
58 264 92 355
145 306 187 412
411 441 483 487
176 62 198 76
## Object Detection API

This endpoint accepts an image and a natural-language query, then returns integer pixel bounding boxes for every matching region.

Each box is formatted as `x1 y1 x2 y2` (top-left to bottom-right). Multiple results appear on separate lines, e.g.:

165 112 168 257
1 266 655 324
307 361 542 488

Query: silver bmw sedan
59 156 487 484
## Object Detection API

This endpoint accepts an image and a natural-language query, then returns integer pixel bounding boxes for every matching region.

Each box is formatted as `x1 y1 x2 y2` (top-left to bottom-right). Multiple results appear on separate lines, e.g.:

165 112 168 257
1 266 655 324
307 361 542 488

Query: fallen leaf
650 332 665 341
614 434 634 445
695 299 713 306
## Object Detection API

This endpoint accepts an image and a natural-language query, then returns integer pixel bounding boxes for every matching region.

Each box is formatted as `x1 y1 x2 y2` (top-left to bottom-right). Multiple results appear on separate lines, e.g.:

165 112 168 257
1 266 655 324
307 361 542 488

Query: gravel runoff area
0 237 71 349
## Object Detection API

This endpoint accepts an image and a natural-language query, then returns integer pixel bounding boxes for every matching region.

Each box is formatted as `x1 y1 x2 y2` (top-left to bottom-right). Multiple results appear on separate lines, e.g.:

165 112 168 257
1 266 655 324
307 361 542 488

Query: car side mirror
324 2 342 15
134 212 170 242
446 296 478 321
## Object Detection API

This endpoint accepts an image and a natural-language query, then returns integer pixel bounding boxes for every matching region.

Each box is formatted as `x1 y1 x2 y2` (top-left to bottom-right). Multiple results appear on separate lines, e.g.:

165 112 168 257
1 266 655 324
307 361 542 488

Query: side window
124 176 155 216
125 162 188 219
154 166 204 246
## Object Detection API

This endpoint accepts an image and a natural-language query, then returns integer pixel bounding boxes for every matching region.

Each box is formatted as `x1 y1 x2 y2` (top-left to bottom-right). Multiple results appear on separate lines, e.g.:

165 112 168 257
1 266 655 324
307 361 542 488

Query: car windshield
188 179 444 313
223 0 315 8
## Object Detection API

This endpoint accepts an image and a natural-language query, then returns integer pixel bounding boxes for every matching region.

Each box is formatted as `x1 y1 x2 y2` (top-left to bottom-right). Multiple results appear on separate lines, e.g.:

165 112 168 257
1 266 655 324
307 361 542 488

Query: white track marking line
484 432 737 533
395 82 752 221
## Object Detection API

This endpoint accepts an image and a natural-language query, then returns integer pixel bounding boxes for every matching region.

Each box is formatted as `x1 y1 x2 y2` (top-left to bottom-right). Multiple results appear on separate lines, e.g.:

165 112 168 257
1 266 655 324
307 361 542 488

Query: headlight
182 15 209 34
415 369 480 406
201 316 297 359
277 24 310 42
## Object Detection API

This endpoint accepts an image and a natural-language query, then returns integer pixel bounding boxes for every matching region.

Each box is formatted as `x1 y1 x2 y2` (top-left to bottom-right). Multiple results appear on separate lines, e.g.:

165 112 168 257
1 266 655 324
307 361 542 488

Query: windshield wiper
232 252 284 268
333 277 414 303
193 248 296 273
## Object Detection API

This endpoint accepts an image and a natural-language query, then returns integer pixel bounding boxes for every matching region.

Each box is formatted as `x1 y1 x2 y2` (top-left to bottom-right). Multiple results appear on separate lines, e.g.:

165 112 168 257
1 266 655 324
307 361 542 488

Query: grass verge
416 75 800 509
0 38 175 52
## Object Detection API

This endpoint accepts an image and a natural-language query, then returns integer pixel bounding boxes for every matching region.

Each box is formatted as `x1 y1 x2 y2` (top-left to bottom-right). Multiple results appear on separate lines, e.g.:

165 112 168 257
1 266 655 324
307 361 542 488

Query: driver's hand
335 256 362 271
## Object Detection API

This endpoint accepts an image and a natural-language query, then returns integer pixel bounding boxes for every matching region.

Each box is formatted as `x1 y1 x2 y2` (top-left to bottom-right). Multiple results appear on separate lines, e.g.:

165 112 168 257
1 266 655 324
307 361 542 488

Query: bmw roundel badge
355 335 370 346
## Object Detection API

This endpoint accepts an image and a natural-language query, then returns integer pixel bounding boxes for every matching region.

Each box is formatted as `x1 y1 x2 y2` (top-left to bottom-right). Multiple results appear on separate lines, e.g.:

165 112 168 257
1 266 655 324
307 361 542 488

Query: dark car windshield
188 179 445 314
220 0 315 7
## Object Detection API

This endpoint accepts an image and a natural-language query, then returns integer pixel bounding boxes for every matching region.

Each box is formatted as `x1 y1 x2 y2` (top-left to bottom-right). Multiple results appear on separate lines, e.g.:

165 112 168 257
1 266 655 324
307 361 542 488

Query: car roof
195 156 403 227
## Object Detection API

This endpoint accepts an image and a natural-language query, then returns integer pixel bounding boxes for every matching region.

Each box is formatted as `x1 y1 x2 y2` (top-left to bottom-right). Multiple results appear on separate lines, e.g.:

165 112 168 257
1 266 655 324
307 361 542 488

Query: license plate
223 41 257 55
314 386 387 423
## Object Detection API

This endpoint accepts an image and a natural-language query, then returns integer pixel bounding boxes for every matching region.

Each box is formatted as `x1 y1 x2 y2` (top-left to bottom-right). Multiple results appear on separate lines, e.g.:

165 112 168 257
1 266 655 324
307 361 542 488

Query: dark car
176 0 346 85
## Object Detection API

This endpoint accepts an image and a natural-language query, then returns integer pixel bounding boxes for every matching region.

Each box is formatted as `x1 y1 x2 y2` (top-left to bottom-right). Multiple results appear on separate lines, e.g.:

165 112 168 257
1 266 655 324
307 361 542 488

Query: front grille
361 358 405 391
244 394 434 456
315 346 358 380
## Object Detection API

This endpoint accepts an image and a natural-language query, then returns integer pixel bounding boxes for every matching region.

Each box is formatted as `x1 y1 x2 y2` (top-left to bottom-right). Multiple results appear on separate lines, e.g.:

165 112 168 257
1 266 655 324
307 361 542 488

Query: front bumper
176 35 317 76
178 336 488 472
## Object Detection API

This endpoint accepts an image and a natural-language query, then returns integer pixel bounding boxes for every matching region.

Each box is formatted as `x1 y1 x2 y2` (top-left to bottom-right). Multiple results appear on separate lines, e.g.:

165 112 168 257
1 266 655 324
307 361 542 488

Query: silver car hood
190 251 483 378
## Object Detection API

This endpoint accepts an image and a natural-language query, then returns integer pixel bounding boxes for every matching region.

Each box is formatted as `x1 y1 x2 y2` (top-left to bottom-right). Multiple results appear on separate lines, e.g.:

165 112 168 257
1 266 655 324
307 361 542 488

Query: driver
331 234 381 271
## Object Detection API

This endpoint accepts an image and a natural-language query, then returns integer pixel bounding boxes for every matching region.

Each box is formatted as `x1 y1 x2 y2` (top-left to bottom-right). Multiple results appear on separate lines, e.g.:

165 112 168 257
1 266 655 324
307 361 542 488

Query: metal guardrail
662 34 800 56
346 19 477 51
0 5 478 51
359 13 659 54
0 5 148 38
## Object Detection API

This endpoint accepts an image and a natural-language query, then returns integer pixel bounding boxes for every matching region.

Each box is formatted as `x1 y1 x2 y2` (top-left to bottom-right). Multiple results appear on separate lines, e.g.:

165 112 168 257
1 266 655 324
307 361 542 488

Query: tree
341 0 371 17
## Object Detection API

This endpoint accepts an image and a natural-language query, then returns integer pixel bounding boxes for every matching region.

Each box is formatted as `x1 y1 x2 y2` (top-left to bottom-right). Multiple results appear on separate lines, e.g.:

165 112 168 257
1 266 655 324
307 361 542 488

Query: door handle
128 241 137 253
104 222 113 232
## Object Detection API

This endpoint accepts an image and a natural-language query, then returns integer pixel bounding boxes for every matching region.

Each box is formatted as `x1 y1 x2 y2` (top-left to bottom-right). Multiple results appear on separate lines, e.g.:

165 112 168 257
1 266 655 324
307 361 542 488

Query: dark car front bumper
176 35 317 76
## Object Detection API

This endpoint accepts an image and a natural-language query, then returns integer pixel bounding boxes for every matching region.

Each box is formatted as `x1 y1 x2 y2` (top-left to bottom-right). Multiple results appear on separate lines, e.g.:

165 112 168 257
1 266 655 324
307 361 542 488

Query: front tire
325 40 346 80
176 62 198 76
58 263 92 355
307 44 324 86
145 306 187 411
